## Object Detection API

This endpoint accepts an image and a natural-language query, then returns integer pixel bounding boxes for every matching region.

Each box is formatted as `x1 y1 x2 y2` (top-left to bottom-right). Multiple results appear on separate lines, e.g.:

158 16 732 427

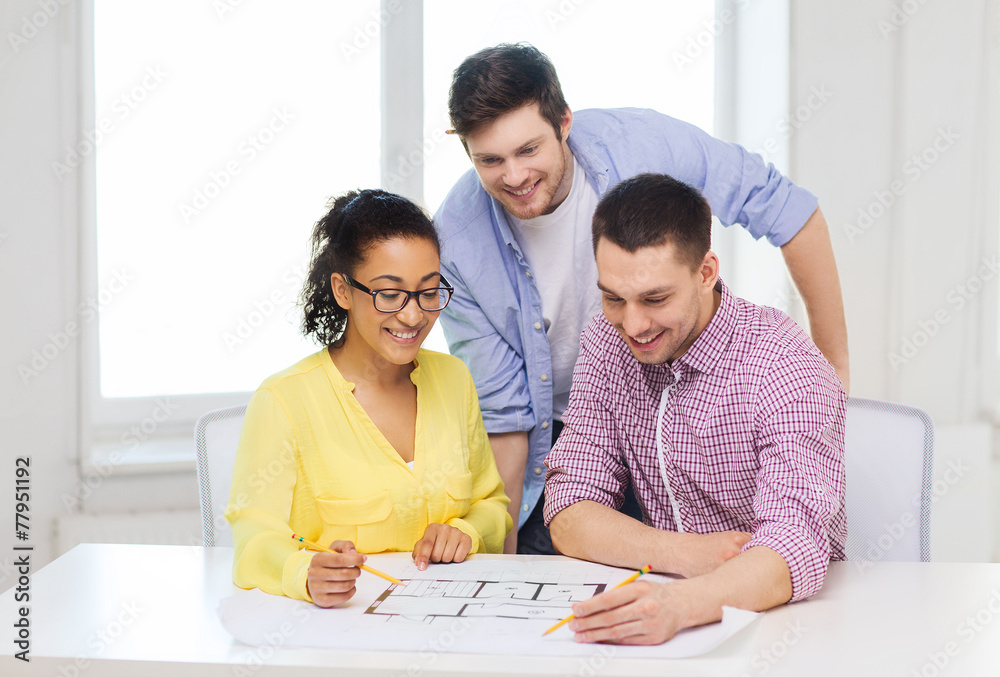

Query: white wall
789 0 1000 559
1 0 83 586
790 0 1000 417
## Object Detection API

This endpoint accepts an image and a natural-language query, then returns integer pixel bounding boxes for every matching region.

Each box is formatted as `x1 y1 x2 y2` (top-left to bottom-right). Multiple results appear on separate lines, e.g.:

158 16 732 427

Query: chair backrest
194 404 248 547
194 398 935 558
844 397 934 562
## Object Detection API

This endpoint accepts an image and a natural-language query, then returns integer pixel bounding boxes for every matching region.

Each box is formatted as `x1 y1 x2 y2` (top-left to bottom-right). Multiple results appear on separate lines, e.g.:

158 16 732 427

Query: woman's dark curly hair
299 189 440 346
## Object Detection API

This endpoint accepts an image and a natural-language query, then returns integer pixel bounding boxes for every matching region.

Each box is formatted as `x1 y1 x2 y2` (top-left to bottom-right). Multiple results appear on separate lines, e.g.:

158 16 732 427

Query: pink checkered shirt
543 280 846 602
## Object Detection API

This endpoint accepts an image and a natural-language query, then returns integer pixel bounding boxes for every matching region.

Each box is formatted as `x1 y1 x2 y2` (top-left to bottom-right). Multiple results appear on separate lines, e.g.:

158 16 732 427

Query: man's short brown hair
592 173 712 271
448 43 568 145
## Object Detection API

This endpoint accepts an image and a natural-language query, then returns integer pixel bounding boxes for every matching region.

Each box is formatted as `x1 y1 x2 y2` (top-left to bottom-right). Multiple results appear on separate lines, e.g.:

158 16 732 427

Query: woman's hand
306 540 366 608
412 523 473 570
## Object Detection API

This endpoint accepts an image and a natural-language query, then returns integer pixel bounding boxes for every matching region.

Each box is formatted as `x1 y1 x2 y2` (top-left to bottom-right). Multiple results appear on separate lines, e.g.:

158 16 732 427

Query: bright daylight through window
94 0 714 399
94 0 380 398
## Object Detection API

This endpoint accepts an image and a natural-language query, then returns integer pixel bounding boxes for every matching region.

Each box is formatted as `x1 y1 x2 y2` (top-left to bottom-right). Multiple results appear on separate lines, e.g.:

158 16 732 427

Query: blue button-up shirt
434 107 818 528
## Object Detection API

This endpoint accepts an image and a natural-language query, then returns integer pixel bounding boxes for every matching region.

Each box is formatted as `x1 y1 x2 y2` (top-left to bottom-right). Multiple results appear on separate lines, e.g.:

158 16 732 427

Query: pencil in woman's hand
291 533 401 585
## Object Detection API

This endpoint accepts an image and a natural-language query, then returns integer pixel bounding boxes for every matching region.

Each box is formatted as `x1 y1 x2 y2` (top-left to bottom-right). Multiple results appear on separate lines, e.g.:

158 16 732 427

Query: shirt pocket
443 472 473 520
315 489 397 554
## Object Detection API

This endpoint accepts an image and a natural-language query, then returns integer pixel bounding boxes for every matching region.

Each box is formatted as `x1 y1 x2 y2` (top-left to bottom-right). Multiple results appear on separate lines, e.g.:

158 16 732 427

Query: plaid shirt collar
676 278 736 375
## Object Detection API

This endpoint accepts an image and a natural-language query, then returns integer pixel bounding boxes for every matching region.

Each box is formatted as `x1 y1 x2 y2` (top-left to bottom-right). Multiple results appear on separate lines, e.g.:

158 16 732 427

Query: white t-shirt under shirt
506 155 602 420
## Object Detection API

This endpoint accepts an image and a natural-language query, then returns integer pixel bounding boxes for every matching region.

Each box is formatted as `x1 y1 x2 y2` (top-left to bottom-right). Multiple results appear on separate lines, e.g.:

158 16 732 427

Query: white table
1 544 998 676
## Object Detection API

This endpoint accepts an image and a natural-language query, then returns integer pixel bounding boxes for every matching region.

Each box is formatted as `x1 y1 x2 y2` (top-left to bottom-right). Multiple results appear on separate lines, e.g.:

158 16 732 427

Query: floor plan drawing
220 556 761 657
364 575 607 622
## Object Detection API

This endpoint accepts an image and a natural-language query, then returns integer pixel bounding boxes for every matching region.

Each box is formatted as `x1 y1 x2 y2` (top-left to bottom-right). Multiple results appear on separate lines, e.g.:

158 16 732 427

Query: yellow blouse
225 347 511 602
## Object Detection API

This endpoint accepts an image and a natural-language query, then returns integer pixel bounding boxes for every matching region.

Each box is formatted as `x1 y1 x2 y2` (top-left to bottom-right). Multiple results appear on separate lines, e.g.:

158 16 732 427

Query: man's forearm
550 500 663 569
488 431 528 553
551 500 753 578
674 546 793 629
780 207 850 393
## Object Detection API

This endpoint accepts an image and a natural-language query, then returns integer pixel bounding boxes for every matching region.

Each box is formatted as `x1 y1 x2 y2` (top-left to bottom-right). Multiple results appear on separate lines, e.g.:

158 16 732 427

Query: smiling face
595 237 719 366
463 103 574 220
331 236 444 370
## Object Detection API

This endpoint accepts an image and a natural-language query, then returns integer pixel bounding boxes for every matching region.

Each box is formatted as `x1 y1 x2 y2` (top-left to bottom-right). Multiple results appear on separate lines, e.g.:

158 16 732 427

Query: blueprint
218 554 761 660
365 570 606 621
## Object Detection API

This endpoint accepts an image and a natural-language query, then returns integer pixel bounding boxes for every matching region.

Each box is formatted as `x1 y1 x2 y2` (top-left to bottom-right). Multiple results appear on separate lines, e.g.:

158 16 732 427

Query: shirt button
522 503 530 512
541 421 549 429
540 374 548 382
534 467 543 475
534 322 542 330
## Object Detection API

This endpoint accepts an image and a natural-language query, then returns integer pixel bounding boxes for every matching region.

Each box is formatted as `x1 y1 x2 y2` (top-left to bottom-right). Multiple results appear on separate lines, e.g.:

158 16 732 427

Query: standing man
543 172 846 644
434 43 848 554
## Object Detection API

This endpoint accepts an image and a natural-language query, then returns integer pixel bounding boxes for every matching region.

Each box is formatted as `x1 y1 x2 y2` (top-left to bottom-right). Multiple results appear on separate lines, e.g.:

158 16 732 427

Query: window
92 0 381 399
84 0 718 458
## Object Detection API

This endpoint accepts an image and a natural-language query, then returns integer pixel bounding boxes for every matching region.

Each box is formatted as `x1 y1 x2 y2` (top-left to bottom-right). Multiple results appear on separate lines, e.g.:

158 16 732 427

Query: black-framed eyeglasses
342 274 454 313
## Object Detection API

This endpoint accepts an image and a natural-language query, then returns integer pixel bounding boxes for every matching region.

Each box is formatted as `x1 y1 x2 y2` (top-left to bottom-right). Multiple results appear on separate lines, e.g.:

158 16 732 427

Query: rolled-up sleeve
747 353 847 602
543 327 630 525
620 108 819 246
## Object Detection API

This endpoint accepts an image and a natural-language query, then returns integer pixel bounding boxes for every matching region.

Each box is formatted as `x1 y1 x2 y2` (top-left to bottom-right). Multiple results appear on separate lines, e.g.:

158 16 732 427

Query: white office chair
194 404 248 547
195 398 934 561
844 397 934 562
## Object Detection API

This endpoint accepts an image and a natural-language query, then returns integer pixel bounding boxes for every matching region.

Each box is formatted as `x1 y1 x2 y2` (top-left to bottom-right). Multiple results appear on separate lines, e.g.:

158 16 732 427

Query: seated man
544 173 847 645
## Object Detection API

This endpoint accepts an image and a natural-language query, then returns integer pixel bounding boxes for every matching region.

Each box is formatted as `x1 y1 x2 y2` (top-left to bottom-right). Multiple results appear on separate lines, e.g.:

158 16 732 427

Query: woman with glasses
226 189 511 607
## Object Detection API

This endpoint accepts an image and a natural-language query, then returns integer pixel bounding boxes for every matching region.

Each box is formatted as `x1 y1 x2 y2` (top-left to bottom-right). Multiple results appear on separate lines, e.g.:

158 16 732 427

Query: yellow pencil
543 565 652 636
291 533 401 585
